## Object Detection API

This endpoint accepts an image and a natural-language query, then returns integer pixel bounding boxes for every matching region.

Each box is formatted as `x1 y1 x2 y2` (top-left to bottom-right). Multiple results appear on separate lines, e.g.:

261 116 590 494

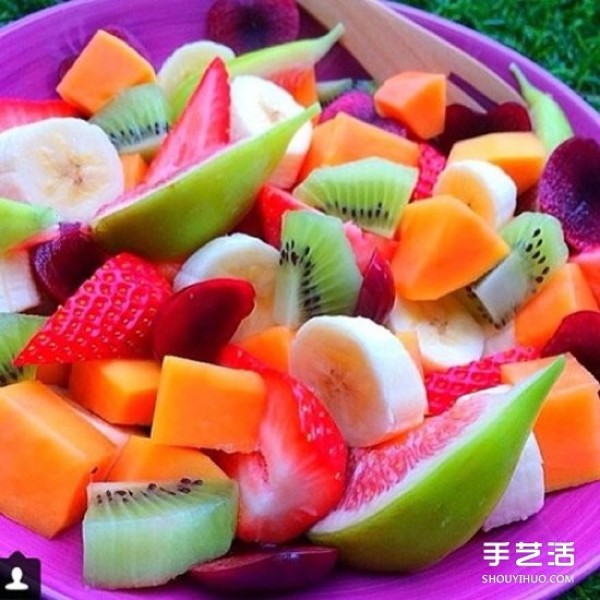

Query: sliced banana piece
158 40 235 103
433 159 517 229
173 233 280 341
0 249 41 313
290 315 427 447
0 118 124 223
483 432 544 531
230 75 313 190
387 295 485 373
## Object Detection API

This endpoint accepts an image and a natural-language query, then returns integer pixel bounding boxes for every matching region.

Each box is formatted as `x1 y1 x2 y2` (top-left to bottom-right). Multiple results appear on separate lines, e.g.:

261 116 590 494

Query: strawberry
0 98 80 133
256 183 311 248
218 345 348 543
425 346 539 415
14 253 171 365
411 143 446 201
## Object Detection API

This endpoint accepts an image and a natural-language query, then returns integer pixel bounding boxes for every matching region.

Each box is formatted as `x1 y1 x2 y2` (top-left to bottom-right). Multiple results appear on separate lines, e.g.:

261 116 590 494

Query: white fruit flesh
433 159 517 229
0 118 124 223
483 433 544 531
290 315 427 447
387 295 485 372
0 250 40 312
230 75 312 189
173 233 280 341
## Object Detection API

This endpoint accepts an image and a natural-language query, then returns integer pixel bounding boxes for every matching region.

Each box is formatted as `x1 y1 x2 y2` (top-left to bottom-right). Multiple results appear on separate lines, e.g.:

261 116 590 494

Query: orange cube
151 356 267 453
237 325 295 372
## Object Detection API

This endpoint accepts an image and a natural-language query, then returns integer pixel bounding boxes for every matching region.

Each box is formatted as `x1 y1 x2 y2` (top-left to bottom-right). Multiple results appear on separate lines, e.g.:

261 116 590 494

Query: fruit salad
0 0 599 596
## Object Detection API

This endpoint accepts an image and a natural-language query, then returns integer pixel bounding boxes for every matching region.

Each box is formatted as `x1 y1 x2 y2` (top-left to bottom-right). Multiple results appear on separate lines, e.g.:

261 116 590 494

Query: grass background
0 0 598 598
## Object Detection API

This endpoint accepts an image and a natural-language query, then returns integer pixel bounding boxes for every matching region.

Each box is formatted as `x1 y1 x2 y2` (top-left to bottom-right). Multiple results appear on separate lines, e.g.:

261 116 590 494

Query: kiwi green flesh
90 83 171 161
459 212 568 328
293 158 418 238
0 313 45 386
274 211 363 328
83 478 238 589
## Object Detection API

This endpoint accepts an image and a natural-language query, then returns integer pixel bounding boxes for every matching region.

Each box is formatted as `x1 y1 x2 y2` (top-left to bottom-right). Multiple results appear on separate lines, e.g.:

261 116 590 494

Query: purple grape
353 249 395 324
188 544 338 593
30 223 106 305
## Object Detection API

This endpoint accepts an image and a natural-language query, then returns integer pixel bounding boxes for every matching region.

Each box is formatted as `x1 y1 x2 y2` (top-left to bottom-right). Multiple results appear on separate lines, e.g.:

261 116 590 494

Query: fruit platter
0 0 599 599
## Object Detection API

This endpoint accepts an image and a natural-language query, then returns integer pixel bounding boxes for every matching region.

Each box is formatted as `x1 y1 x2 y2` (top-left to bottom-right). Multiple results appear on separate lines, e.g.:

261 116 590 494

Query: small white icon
4 566 28 591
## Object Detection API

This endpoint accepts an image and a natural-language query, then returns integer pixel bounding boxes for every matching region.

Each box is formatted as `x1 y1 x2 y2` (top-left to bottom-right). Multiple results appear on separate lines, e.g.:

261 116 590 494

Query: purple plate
0 1 598 598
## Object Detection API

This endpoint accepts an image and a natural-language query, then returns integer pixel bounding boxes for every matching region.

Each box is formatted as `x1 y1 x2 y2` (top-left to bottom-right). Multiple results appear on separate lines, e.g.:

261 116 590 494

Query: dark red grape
353 249 395 324
188 544 338 593
152 278 255 363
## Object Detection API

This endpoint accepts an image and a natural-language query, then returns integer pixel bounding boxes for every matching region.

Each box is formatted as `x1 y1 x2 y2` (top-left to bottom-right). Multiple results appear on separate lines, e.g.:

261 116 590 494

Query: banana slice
290 315 427 447
230 75 313 190
433 159 517 229
387 295 485 372
0 249 41 313
483 432 544 531
173 233 280 341
0 118 124 223
157 40 235 103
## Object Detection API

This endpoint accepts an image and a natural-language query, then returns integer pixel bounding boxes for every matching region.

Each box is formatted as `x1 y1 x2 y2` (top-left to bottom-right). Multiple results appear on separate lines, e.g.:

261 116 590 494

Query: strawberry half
411 143 447 201
14 253 172 365
0 98 80 133
218 345 348 543
425 346 539 415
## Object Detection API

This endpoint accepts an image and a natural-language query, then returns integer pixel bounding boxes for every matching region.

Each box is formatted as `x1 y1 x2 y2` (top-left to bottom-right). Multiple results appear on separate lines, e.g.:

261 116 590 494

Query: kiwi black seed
90 82 171 160
274 211 362 328
293 157 418 238
83 477 238 589
0 313 46 386
458 212 568 328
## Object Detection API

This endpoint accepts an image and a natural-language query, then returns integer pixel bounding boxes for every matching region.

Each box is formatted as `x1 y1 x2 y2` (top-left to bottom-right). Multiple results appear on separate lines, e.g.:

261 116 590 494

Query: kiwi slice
458 212 568 327
0 313 46 386
274 211 362 328
90 83 171 160
83 477 238 589
293 158 418 238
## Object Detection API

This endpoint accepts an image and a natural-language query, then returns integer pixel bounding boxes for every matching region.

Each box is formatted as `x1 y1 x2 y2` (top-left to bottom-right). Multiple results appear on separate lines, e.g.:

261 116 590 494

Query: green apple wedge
93 104 319 260
309 357 565 572
0 197 58 253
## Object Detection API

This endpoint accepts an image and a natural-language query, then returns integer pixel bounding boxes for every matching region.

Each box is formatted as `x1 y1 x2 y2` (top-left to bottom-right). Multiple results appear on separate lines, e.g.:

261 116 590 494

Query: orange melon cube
56 29 156 115
120 153 148 190
391 195 510 300
69 359 161 426
374 71 446 139
501 354 600 492
236 325 295 372
299 113 420 181
151 356 267 453
515 263 599 349
447 131 545 193
0 381 117 538
106 434 229 483
36 362 71 387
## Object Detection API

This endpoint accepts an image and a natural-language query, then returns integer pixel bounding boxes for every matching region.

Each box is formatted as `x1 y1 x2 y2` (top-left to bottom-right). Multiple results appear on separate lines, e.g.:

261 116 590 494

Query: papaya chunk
391 195 510 300
120 153 148 190
236 325 295 372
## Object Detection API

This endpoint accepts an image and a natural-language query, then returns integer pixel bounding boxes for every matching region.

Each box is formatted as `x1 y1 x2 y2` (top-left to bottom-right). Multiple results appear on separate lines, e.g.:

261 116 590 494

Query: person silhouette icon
4 566 28 591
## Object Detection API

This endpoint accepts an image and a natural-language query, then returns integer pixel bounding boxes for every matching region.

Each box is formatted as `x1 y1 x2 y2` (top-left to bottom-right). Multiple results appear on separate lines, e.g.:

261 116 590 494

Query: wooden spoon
296 0 524 110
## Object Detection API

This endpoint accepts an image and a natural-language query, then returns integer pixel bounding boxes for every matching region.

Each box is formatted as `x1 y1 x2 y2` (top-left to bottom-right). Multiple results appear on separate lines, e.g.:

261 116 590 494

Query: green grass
0 0 599 598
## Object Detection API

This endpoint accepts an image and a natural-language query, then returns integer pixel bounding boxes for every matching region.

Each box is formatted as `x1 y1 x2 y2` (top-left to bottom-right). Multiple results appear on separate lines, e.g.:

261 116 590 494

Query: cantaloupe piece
571 248 600 304
515 263 599 349
120 153 148 190
391 195 510 300
272 68 318 108
36 362 71 386
501 354 600 492
299 113 420 181
106 434 229 482
374 71 446 139
70 359 161 426
395 330 423 375
151 356 267 452
447 131 545 193
56 29 156 115
0 380 117 538
236 325 295 372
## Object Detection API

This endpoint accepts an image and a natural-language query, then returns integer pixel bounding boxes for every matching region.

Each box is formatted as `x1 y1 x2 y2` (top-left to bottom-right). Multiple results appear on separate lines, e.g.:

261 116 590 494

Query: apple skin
92 106 318 260
309 357 565 572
